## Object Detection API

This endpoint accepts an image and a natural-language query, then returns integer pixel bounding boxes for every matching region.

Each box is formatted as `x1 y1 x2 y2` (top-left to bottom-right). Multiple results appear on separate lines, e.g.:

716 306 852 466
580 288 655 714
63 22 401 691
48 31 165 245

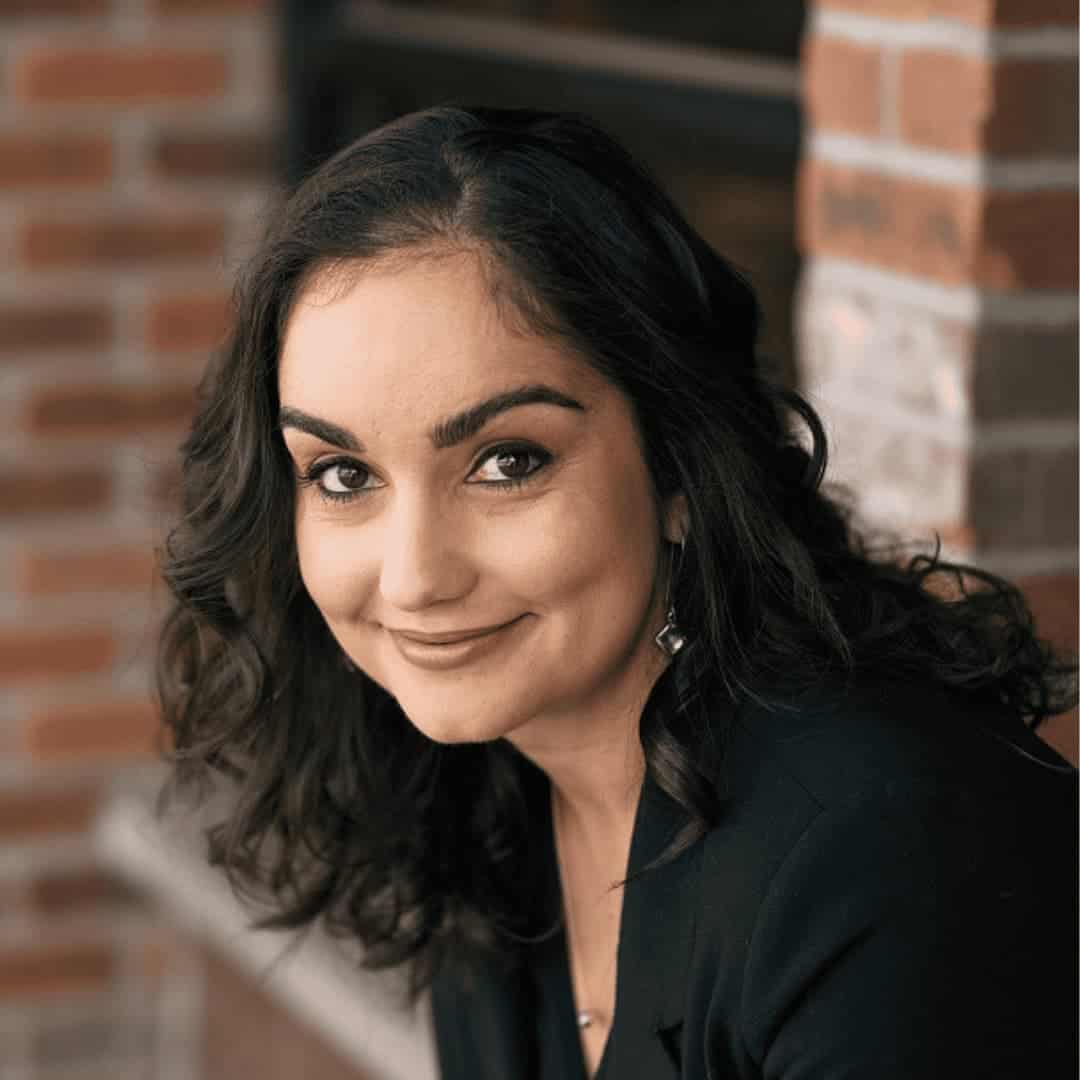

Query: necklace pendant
577 1009 595 1030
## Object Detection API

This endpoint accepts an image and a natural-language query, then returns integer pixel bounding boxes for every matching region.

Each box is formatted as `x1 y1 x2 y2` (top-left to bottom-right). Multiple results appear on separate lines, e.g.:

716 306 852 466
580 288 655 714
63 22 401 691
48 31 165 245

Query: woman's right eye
300 459 379 503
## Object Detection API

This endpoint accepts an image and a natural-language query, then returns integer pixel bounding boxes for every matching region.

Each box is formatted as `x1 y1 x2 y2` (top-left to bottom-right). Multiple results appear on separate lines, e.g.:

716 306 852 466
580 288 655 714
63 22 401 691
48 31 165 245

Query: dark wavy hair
156 104 1076 998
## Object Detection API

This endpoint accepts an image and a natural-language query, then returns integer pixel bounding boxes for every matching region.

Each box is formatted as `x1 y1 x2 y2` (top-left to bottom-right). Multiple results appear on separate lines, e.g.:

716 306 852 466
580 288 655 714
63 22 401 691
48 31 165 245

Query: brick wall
0 1 277 1075
799 0 1078 762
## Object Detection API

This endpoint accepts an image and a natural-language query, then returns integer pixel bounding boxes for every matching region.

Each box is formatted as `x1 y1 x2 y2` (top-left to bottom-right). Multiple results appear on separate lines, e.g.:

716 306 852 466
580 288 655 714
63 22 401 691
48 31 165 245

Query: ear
661 492 689 545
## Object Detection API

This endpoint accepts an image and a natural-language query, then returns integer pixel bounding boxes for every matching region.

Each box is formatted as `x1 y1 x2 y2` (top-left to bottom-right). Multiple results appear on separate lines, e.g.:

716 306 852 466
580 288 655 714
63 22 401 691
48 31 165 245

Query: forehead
278 252 609 428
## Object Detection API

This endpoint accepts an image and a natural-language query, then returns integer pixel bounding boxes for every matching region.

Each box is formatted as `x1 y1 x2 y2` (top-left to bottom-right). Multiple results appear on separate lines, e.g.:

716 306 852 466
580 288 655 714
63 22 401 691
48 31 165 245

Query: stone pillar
798 0 1078 757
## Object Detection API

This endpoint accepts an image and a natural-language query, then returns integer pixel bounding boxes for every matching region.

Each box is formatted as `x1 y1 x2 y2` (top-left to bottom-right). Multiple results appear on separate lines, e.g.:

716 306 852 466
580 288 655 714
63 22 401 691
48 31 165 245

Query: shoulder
722 675 1076 820
690 680 1077 1074
701 676 1077 917
689 676 1076 928
690 675 1077 1005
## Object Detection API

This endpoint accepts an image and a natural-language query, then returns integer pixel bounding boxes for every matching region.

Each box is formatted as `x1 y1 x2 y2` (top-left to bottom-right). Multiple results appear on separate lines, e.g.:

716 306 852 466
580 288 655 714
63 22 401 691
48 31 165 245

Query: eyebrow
278 383 587 453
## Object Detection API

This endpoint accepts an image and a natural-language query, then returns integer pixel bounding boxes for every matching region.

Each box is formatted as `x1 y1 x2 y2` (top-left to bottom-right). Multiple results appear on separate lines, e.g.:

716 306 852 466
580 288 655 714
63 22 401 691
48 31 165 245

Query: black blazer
431 677 1078 1078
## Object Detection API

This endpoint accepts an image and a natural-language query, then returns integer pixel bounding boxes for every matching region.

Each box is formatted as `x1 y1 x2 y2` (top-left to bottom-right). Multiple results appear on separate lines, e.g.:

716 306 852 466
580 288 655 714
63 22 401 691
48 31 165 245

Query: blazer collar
607 765 703 1074
601 661 706 1074
525 662 705 1077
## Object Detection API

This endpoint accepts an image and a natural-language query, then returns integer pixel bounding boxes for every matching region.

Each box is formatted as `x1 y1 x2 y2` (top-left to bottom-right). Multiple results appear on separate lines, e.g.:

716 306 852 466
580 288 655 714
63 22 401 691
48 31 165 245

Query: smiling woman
278 254 678 751
156 105 1077 1080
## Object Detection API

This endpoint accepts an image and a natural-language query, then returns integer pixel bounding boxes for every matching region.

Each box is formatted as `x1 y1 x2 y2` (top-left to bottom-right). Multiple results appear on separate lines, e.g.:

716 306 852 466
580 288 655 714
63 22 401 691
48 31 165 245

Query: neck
506 568 675 840
508 648 667 841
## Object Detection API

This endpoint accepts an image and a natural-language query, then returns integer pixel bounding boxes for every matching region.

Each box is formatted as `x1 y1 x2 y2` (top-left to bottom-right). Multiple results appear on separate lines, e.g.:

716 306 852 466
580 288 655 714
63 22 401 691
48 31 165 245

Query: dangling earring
654 537 688 657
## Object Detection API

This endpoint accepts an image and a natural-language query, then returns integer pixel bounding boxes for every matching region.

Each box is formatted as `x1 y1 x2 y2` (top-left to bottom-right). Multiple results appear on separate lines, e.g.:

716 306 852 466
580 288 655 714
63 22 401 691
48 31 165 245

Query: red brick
899 51 990 154
0 943 114 998
15 46 229 105
0 465 112 516
19 215 225 269
971 322 1079 422
970 443 1078 550
0 882 27 916
804 37 882 137
799 160 1077 288
0 301 112 354
0 786 100 839
988 59 1079 156
147 289 232 353
26 698 164 761
978 189 1077 290
0 625 114 684
0 0 106 13
994 0 1077 25
0 133 112 190
798 160 977 284
817 0 1076 25
29 868 137 914
138 930 196 982
1017 572 1079 652
16 544 157 594
1037 710 1078 766
26 380 196 438
900 53 1078 156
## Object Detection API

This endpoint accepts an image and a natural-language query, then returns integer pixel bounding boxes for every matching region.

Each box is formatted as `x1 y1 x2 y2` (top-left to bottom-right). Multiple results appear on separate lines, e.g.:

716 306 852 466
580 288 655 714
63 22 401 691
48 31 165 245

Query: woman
157 105 1077 1079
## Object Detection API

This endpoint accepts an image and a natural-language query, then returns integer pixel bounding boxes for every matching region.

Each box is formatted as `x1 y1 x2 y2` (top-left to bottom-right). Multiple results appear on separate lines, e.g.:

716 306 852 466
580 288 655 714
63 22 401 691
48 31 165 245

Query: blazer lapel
606 769 703 1076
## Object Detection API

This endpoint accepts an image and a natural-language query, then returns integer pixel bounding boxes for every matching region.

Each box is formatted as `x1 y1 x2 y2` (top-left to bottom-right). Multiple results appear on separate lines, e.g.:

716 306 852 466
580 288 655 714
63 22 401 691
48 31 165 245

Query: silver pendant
654 608 687 656
577 1010 596 1029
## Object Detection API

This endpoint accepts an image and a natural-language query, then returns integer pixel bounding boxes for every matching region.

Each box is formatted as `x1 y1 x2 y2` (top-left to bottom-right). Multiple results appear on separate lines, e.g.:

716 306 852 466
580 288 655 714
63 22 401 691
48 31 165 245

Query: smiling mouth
389 618 522 646
386 615 528 671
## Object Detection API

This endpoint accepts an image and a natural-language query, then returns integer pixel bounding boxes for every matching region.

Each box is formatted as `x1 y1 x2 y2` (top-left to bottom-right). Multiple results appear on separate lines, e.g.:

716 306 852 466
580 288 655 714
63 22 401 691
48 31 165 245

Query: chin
395 693 531 746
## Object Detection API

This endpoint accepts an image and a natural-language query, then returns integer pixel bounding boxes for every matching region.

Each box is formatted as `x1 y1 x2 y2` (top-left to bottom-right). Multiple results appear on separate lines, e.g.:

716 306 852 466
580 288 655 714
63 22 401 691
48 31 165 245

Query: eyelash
296 443 553 505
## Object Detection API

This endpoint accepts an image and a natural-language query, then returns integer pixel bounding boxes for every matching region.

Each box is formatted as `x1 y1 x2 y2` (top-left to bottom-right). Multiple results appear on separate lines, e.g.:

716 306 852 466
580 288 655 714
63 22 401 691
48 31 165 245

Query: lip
388 615 527 671
390 621 517 645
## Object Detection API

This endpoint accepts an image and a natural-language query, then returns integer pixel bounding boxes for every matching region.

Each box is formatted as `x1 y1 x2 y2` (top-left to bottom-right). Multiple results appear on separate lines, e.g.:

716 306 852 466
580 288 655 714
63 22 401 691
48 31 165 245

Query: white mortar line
814 8 1079 58
977 547 1080 576
0 837 104 879
977 288 1080 325
986 157 1080 190
811 131 1079 190
804 259 1080 326
992 27 1080 58
973 420 1080 453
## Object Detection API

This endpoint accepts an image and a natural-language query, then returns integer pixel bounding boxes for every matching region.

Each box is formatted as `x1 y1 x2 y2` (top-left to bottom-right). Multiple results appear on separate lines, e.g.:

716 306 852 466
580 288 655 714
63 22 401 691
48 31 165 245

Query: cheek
294 512 370 621
509 464 659 610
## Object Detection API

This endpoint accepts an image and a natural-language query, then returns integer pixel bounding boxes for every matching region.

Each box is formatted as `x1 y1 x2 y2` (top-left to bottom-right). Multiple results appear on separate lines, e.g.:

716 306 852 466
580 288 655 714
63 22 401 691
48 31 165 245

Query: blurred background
0 1 1075 1077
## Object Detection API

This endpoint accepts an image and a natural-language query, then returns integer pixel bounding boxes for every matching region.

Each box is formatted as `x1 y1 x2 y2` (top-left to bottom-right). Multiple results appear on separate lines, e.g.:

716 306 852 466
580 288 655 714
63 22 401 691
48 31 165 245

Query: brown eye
305 459 380 502
493 451 533 478
324 464 368 492
470 444 551 486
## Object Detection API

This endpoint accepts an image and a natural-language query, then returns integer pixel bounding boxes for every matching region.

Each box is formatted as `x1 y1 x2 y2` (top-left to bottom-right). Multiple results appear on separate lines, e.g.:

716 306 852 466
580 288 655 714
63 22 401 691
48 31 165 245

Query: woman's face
279 251 684 747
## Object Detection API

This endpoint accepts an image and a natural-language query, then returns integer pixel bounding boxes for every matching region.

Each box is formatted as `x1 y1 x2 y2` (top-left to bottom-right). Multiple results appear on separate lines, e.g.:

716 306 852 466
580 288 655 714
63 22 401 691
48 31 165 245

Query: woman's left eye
469 445 551 487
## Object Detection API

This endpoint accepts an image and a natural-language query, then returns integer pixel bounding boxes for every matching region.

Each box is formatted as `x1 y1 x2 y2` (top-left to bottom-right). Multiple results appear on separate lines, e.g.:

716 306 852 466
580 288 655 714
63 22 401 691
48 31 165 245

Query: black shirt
431 676 1078 1078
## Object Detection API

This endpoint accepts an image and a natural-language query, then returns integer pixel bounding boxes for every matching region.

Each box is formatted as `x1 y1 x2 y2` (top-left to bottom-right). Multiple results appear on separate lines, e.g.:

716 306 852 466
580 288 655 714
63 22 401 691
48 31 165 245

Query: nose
377 492 477 613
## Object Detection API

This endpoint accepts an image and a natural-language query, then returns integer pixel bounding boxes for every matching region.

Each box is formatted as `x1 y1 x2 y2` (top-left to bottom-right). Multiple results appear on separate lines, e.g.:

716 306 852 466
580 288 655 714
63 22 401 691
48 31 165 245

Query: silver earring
654 539 688 657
